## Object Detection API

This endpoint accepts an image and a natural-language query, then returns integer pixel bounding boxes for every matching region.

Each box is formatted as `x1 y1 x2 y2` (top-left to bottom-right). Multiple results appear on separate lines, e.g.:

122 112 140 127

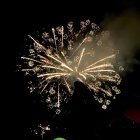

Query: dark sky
7 0 140 139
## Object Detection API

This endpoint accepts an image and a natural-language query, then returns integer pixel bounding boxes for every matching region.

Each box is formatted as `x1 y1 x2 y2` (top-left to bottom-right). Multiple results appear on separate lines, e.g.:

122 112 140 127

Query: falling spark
18 19 123 113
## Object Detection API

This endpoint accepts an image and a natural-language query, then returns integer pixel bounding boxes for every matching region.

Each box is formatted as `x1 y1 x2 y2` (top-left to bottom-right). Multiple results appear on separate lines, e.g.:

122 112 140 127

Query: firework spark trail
77 48 85 71
21 56 43 64
38 72 69 77
82 63 113 72
64 78 71 93
19 19 123 113
28 35 46 52
86 54 115 68
71 37 88 57
41 65 67 72
61 26 64 48
86 69 116 73
46 54 74 72
52 28 57 50
40 83 49 93
57 83 60 108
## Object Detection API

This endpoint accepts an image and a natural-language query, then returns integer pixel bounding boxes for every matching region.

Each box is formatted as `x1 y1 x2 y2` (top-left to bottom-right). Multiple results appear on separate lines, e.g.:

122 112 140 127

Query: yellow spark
21 57 43 64
79 72 87 80
87 54 115 68
28 35 46 52
52 28 57 49
47 54 73 72
57 84 60 108
37 55 51 64
77 48 85 70
83 72 96 79
87 69 115 73
64 78 71 93
83 63 113 72
71 37 87 56
98 87 112 97
21 68 33 72
37 72 69 78
76 77 84 83
41 65 67 72
39 75 67 81
40 82 49 93
61 26 64 48
98 75 117 83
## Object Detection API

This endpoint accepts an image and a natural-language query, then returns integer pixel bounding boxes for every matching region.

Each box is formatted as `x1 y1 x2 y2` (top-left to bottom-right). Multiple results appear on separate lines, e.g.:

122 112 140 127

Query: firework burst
19 19 123 114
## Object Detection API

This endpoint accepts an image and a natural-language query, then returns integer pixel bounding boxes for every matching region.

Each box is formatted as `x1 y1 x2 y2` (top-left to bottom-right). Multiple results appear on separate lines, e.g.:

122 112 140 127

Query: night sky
9 0 140 139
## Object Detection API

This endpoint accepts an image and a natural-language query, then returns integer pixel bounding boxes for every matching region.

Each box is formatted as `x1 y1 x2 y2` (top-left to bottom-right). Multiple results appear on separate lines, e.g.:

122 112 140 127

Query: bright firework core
19 20 123 114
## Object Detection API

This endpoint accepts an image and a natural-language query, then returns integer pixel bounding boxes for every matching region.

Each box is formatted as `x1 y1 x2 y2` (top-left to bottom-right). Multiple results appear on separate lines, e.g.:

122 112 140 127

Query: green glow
53 137 66 140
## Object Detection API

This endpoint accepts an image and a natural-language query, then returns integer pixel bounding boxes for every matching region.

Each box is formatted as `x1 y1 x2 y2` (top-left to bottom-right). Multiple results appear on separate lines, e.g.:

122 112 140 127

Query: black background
7 0 140 139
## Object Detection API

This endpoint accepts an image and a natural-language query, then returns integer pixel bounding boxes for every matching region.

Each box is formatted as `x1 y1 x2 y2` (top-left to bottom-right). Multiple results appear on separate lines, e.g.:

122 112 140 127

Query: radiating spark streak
21 67 39 72
64 78 71 93
47 54 73 72
40 82 49 93
77 48 85 70
79 72 87 80
99 77 117 83
98 75 115 79
52 28 57 50
61 63 74 72
57 84 60 108
83 72 96 79
61 51 68 62
47 54 64 64
21 57 43 64
28 35 46 51
61 26 64 48
97 75 118 83
39 74 67 81
98 87 112 97
55 53 63 61
76 77 84 83
41 65 67 72
71 37 87 56
83 63 113 72
87 54 115 68
87 69 115 73
21 69 33 71
28 35 40 45
54 53 68 65
37 55 50 63
40 78 48 85
38 58 51 65
38 72 69 78
61 51 65 57
88 84 98 92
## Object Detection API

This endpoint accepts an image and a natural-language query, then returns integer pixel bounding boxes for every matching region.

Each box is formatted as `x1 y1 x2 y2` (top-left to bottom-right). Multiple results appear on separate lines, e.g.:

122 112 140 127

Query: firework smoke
102 10 140 74
18 19 123 114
